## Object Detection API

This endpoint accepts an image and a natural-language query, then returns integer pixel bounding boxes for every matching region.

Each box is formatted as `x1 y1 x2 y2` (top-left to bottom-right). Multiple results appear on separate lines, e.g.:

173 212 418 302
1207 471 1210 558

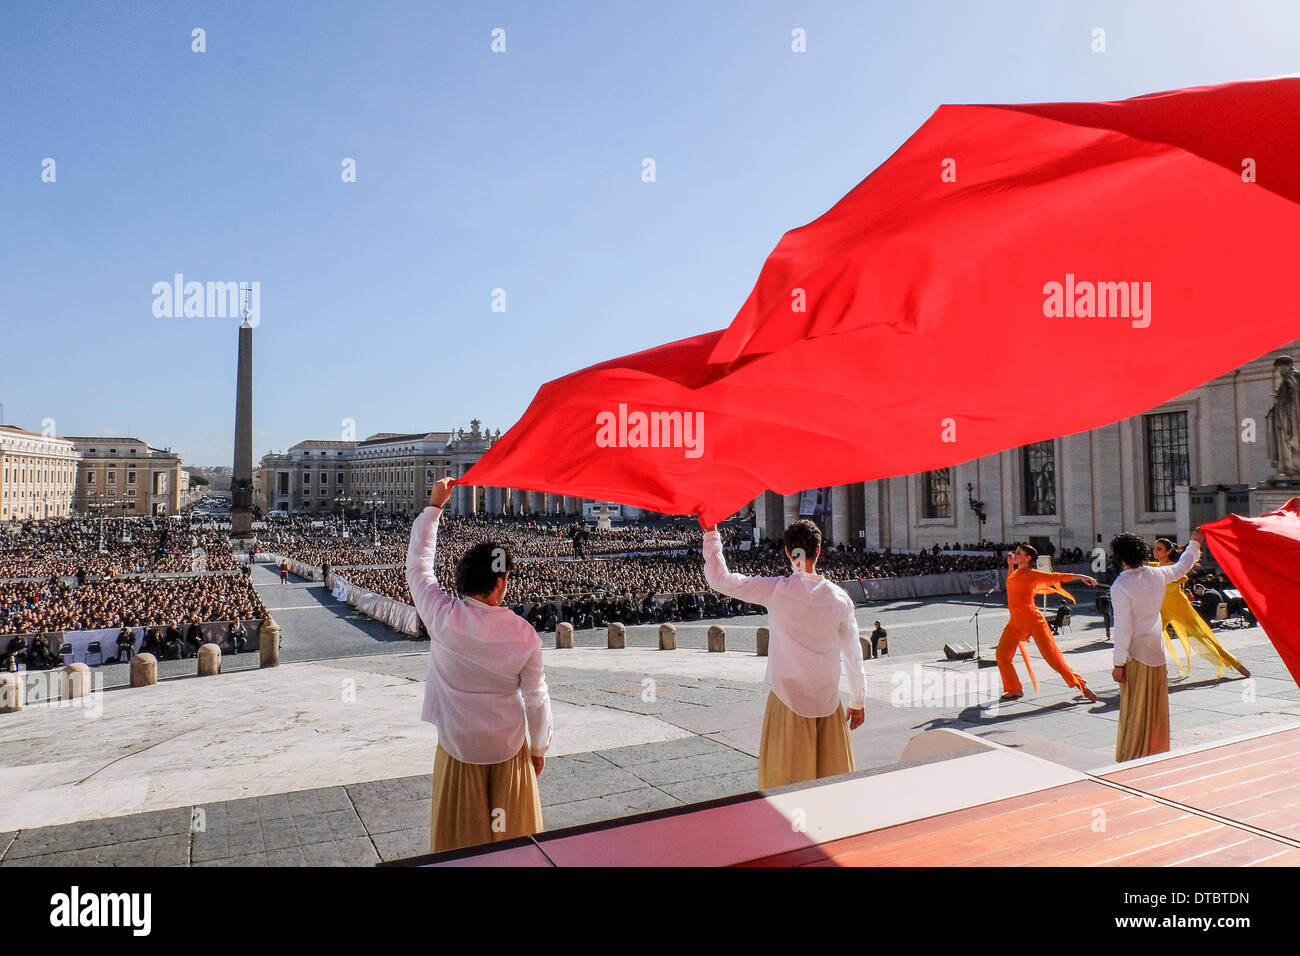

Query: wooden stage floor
400 724 1300 868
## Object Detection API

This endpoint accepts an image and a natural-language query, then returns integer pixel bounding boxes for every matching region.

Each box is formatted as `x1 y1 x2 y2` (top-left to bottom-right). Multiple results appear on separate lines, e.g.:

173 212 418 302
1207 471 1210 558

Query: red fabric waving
462 77 1300 525
1202 498 1300 687
708 76 1300 365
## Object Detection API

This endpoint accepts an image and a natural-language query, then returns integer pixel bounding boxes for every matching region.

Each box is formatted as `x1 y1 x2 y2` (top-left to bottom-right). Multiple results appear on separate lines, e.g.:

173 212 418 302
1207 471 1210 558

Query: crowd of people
4 505 1240 648
321 517 1005 631
271 513 705 569
930 540 1020 553
920 541 1091 564
0 517 237 578
0 572 266 636
343 564 761 631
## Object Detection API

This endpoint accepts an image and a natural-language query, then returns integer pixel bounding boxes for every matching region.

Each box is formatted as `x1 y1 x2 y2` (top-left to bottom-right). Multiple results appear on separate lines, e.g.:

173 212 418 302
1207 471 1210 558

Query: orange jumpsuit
997 568 1088 696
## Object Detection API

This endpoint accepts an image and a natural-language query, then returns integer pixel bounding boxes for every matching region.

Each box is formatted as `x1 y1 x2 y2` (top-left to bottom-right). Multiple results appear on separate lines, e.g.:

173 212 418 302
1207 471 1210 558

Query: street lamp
334 494 352 538
966 482 988 542
363 497 385 545
86 492 114 552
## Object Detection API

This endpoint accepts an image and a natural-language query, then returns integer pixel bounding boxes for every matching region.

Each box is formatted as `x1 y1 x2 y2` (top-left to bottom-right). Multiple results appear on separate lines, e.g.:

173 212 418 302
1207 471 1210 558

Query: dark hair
1153 537 1191 568
1110 532 1149 569
1017 543 1038 562
784 519 822 564
456 541 514 597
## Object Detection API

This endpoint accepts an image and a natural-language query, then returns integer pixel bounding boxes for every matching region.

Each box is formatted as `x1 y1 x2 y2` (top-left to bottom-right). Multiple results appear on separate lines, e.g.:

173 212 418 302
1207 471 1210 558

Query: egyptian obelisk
231 318 254 535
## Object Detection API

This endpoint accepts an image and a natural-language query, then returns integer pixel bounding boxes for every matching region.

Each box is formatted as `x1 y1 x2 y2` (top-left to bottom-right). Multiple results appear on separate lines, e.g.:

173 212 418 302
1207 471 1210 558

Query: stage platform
393 723 1300 867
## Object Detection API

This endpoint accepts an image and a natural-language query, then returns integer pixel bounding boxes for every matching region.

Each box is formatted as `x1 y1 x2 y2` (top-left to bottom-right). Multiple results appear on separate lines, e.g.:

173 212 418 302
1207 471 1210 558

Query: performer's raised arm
1148 528 1204 586
701 520 779 605
1038 568 1100 588
406 477 456 632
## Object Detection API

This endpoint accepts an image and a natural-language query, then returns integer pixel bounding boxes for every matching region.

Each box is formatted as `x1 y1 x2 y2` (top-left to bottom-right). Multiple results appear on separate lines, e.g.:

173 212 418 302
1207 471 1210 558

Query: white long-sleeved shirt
406 505 553 764
1111 539 1201 668
703 529 865 718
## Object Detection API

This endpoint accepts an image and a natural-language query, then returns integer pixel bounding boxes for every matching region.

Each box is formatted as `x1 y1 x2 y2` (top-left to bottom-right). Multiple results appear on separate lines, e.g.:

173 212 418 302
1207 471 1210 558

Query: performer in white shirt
1109 525 1205 762
407 477 553 853
701 517 866 788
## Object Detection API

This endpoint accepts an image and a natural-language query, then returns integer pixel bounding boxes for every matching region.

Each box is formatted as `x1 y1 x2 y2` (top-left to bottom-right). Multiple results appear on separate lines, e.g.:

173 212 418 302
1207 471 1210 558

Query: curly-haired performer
997 544 1100 702
1151 537 1250 680
1111 527 1206 761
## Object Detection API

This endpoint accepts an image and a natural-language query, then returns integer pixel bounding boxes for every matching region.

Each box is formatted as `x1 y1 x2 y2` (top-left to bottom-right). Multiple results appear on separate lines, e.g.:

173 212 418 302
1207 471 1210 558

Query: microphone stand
969 584 999 667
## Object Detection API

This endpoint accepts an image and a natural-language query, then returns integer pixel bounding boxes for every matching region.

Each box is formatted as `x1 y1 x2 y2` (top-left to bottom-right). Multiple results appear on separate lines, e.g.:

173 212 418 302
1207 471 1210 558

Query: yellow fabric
430 742 543 854
757 691 854 789
1151 564 1244 678
1115 660 1170 762
1163 585 1245 679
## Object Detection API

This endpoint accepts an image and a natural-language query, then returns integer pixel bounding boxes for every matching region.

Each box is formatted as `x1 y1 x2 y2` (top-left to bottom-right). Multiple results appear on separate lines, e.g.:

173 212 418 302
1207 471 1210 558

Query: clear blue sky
2 0 1296 466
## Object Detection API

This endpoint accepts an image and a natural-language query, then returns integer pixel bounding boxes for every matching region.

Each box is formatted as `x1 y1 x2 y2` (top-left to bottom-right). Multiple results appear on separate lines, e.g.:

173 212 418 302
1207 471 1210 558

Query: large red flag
463 77 1300 525
1203 499 1300 686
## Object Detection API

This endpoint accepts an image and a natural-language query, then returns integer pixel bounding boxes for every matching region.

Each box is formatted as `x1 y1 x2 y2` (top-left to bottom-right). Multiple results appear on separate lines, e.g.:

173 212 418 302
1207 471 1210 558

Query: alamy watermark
890 663 1004 715
152 275 260 326
595 403 704 458
1042 274 1151 328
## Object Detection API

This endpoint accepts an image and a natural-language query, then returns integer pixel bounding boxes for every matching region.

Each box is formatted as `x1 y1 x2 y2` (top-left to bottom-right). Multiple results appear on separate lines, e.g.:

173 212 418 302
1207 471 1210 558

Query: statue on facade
1266 355 1300 479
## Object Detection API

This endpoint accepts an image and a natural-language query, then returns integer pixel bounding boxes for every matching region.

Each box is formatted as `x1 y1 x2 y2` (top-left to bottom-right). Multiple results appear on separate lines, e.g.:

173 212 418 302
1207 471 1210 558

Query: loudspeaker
944 642 976 661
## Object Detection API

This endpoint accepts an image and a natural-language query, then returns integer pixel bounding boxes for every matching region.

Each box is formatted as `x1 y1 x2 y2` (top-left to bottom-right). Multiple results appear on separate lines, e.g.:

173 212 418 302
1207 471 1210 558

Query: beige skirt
430 742 543 854
758 691 854 789
1115 660 1170 763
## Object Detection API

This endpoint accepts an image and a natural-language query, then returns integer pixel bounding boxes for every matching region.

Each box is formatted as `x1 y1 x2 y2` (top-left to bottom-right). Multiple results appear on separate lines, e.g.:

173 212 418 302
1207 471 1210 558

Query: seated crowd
269 513 709 569
0 517 236 578
329 522 1004 631
342 564 759 631
0 572 266 635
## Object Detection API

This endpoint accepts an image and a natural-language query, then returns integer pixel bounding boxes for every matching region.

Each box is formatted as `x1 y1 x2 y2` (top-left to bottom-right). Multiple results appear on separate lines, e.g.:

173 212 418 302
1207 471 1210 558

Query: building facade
752 340 1300 554
67 437 185 518
0 426 80 521
258 419 601 518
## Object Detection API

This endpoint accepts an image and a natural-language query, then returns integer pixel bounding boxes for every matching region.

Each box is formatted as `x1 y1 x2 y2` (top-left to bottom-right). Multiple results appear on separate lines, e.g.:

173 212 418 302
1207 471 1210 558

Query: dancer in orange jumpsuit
997 543 1100 702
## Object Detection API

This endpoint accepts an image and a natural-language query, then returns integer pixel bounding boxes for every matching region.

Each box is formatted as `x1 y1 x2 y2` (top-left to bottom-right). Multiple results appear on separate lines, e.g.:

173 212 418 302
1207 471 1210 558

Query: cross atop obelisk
230 288 255 536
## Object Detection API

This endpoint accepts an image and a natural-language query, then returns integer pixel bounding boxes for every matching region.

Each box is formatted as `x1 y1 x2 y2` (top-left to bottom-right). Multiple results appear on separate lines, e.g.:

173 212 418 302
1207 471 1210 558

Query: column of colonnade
783 493 799 530
454 465 470 514
446 489 601 519
830 484 850 547
862 481 882 549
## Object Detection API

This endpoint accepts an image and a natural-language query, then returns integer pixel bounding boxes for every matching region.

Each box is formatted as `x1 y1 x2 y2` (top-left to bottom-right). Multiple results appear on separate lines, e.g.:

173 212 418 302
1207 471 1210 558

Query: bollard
859 635 871 660
0 673 22 713
555 622 574 649
658 623 676 651
60 663 92 700
707 625 725 653
259 614 280 668
607 621 626 649
756 626 769 657
130 653 158 687
198 643 222 676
